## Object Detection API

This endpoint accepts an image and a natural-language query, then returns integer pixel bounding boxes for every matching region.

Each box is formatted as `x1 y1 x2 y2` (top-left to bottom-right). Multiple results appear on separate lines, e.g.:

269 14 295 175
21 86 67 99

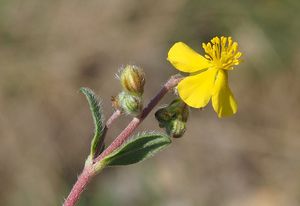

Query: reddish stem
63 166 96 206
106 109 122 128
63 75 182 206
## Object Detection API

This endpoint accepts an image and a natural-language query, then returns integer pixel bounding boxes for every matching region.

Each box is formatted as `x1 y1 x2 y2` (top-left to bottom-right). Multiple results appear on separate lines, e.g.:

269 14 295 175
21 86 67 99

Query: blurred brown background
0 0 300 205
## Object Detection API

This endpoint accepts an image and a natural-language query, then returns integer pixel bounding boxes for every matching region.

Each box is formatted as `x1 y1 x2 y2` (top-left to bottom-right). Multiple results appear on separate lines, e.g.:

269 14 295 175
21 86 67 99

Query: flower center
202 36 242 70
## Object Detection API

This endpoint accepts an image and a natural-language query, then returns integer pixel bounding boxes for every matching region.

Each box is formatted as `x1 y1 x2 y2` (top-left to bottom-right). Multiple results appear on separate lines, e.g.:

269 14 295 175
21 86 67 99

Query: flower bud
155 99 189 124
119 65 145 96
154 107 173 127
117 92 143 116
166 119 186 138
155 98 189 138
167 99 189 122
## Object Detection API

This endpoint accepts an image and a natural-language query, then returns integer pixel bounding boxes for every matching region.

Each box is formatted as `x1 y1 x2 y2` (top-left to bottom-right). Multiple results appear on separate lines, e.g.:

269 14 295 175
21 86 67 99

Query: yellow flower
167 36 242 118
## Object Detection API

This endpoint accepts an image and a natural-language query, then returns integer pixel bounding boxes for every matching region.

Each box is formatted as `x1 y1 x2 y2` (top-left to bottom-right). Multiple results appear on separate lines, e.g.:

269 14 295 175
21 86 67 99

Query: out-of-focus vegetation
0 0 300 205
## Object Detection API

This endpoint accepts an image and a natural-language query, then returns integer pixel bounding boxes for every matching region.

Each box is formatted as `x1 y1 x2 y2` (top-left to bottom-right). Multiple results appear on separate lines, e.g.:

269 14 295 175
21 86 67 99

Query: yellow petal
212 70 238 118
167 42 212 73
177 68 217 108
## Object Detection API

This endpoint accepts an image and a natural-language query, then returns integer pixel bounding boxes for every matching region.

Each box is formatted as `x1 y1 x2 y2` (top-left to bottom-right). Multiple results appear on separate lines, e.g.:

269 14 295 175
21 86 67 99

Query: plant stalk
106 109 122 128
63 75 182 206
63 165 97 206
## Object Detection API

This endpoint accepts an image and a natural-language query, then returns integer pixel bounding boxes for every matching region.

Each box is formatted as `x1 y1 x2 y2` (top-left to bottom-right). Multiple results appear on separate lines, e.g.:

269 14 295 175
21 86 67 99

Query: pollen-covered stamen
202 36 242 70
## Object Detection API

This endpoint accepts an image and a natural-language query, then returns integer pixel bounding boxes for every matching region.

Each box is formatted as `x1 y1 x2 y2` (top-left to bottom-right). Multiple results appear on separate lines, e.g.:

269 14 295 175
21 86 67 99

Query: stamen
202 36 242 70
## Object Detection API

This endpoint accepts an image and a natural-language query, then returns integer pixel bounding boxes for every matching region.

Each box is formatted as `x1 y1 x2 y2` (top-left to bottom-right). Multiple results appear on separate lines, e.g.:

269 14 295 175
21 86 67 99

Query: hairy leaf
80 87 105 159
103 132 171 166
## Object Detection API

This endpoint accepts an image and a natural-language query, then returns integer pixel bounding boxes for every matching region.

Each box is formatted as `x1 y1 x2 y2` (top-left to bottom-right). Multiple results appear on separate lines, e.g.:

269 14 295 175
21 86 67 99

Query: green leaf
103 132 171 166
80 87 105 159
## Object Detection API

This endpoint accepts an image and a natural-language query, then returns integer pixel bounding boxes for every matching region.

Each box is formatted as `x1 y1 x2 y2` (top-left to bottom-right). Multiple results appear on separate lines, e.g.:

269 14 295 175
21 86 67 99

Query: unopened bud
167 99 189 122
119 65 145 96
117 92 143 116
155 98 189 138
155 107 173 126
155 99 189 123
166 119 186 138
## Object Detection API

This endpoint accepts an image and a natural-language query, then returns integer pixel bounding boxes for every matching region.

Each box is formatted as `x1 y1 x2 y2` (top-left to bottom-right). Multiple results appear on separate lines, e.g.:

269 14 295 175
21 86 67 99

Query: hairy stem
63 75 182 206
106 109 122 128
64 111 122 205
63 165 98 206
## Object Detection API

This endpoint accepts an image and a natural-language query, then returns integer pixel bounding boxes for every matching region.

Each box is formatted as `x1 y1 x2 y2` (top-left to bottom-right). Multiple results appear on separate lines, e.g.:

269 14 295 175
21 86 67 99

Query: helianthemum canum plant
63 36 242 206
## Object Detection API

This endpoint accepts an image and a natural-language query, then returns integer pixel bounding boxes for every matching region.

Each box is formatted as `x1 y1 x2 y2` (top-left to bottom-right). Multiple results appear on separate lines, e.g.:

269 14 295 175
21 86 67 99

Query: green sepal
117 91 143 116
80 87 105 159
102 132 171 166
